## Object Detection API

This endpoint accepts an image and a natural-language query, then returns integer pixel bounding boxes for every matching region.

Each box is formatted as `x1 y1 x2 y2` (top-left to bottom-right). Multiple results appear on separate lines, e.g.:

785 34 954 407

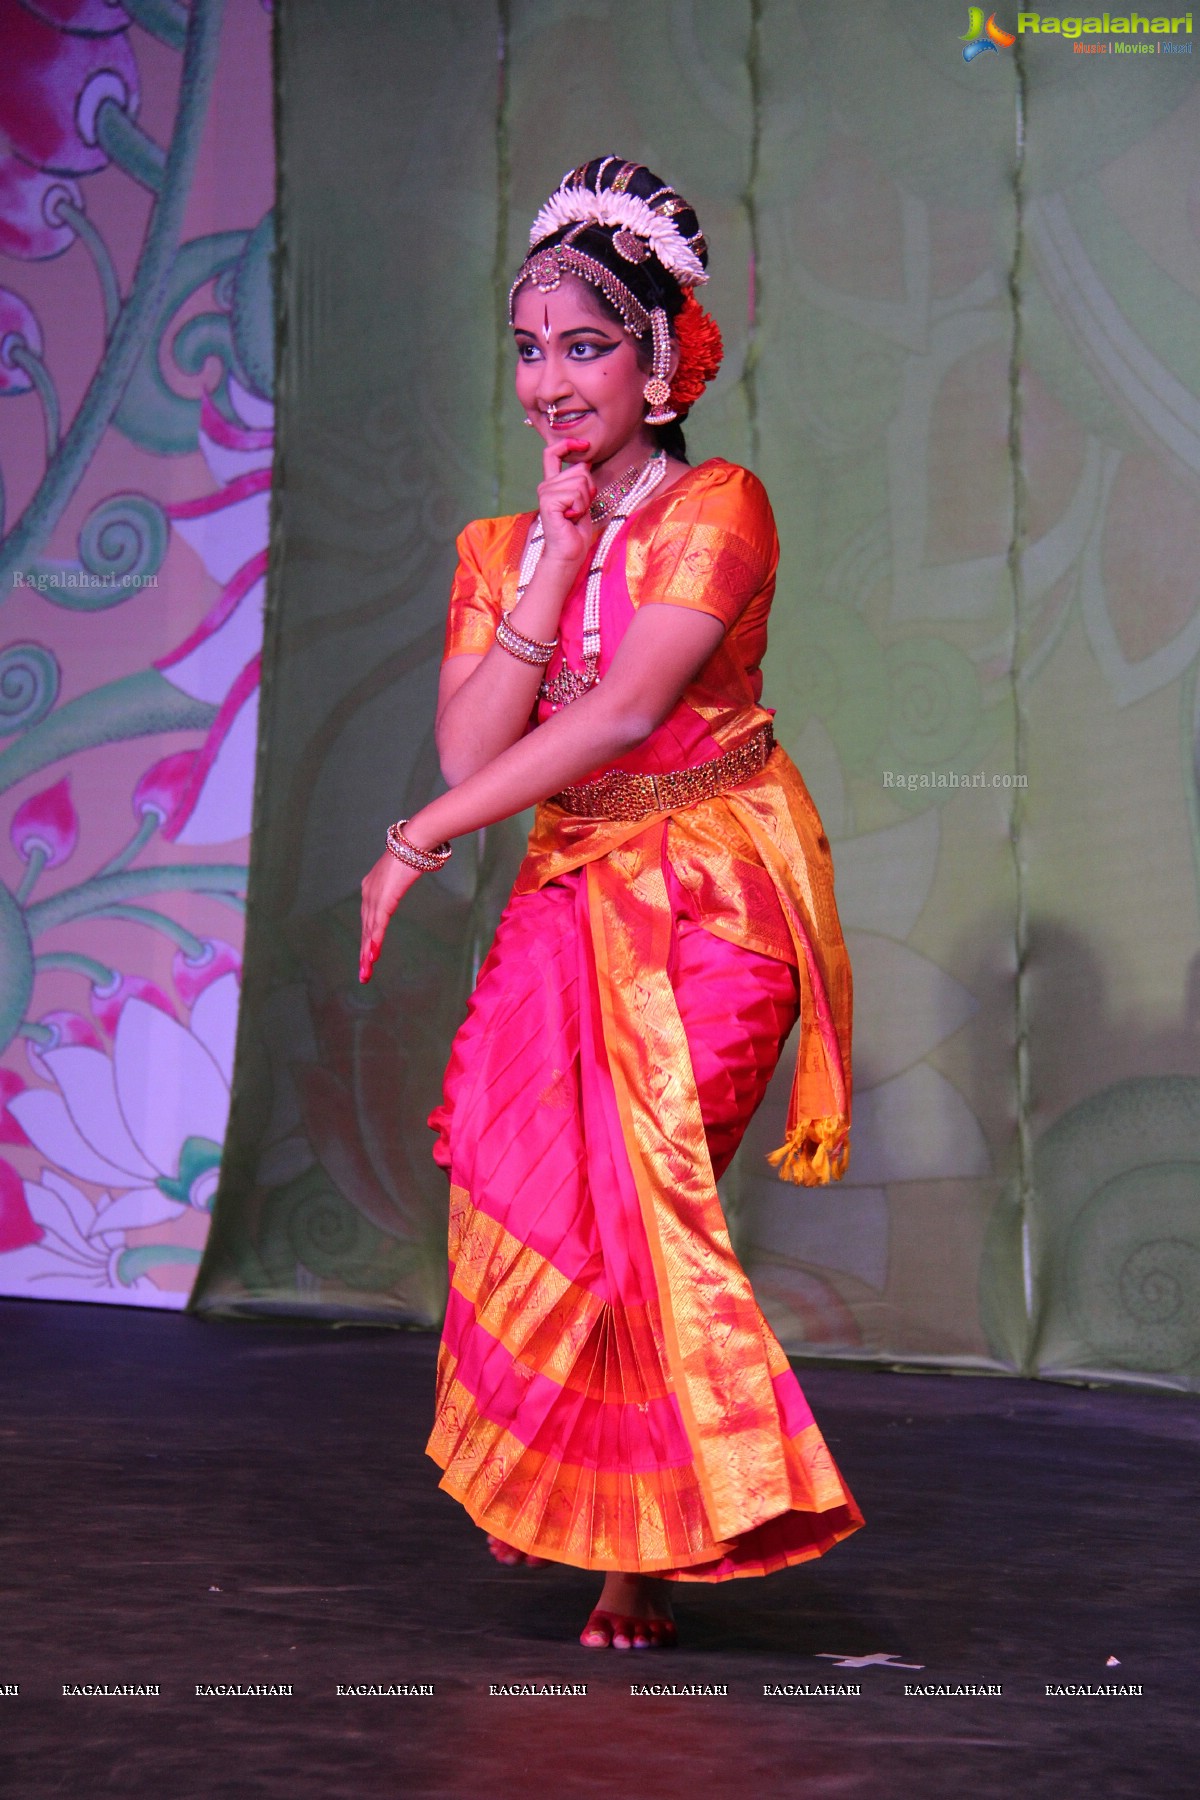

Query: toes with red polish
579 1603 677 1650
580 1610 615 1649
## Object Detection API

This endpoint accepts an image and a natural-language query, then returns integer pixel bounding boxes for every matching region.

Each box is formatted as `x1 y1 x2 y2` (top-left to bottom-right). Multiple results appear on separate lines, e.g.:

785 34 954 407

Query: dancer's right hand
537 439 596 569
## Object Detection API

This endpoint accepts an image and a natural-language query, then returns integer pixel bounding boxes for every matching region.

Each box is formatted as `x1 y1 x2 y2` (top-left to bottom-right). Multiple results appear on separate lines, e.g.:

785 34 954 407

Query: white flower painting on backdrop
2 982 236 1304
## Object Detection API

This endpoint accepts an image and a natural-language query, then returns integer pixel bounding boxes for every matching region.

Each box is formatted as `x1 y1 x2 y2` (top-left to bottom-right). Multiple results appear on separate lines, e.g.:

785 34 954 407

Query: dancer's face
513 276 659 470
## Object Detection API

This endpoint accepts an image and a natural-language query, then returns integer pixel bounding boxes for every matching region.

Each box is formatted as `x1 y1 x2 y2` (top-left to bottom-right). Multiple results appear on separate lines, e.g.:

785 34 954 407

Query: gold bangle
495 610 558 666
386 819 452 872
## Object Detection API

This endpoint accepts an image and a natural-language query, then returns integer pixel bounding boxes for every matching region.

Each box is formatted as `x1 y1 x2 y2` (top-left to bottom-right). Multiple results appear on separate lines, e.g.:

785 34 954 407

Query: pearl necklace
513 451 668 707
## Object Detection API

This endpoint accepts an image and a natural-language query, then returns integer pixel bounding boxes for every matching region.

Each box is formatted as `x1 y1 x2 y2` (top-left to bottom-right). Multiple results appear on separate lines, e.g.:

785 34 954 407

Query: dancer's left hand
359 851 422 983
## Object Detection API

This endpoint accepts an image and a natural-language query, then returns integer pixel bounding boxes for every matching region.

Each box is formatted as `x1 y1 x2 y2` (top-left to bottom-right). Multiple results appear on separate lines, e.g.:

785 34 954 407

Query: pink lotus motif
0 154 82 260
24 1010 103 1082
132 750 198 834
0 0 139 176
172 937 242 1011
2 1164 173 1302
0 1158 41 1254
0 286 44 396
4 984 238 1304
5 986 238 1296
11 775 78 868
150 380 272 845
0 1071 31 1147
155 657 261 845
89 971 174 1037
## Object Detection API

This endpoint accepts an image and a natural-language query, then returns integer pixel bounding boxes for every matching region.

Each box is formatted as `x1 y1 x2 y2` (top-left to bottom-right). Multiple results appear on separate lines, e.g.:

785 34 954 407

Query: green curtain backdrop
191 1 1200 1395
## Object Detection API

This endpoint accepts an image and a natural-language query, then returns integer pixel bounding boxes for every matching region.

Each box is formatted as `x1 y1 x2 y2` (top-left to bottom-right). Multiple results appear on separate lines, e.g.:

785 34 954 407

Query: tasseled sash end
767 1116 850 1187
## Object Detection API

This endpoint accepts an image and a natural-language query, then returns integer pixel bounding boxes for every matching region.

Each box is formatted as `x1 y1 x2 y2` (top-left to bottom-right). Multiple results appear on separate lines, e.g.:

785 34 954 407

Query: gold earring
643 308 677 425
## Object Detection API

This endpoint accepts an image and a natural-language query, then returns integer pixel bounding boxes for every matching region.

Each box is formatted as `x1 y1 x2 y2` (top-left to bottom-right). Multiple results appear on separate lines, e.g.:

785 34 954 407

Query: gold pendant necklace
589 454 655 524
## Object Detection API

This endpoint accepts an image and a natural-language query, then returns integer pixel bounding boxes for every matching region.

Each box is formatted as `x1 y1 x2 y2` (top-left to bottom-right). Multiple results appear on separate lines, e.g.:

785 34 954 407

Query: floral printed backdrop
0 0 272 1306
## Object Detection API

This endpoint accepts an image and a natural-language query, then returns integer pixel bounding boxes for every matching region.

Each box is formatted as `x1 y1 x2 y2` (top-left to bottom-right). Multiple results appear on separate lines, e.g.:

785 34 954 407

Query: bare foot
485 1533 548 1569
579 1572 677 1650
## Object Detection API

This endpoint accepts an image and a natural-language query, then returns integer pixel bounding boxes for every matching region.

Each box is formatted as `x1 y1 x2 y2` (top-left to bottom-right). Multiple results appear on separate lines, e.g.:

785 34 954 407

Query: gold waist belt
551 721 775 822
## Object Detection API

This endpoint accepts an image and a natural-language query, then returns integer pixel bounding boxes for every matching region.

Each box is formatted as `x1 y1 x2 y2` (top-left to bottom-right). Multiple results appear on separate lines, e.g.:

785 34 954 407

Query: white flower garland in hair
528 182 708 288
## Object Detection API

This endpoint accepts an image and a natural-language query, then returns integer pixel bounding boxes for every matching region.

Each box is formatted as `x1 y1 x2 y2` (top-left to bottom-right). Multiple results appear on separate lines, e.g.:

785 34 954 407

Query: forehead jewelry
509 248 677 424
510 242 650 338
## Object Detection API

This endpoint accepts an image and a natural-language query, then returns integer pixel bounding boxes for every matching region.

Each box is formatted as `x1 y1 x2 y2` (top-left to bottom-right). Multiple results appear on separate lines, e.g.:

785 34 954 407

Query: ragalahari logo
961 7 1018 57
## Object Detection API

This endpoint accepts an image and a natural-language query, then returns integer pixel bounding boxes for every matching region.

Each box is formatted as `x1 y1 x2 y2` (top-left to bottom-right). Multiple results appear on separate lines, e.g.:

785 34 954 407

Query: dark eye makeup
513 331 617 361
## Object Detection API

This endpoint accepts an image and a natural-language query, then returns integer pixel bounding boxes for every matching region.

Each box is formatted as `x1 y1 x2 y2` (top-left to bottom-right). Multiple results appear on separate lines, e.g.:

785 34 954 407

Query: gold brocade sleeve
632 462 779 633
442 513 532 662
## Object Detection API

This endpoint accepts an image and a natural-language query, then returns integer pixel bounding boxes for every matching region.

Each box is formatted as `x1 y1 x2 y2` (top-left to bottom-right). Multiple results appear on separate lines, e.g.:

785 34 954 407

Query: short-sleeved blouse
443 458 778 754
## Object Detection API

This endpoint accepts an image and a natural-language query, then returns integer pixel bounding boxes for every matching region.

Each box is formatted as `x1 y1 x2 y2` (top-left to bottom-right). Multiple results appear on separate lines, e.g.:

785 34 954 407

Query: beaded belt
551 721 775 822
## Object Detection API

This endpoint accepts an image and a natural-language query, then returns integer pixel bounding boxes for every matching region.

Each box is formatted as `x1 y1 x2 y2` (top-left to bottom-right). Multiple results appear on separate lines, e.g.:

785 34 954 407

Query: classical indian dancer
359 156 863 1650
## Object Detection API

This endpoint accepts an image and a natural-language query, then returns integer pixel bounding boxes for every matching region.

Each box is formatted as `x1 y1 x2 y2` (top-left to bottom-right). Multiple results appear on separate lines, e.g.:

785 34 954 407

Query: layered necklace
514 450 667 707
589 455 653 523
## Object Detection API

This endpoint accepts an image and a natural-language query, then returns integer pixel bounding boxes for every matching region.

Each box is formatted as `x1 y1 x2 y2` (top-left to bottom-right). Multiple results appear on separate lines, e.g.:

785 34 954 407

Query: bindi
541 307 552 342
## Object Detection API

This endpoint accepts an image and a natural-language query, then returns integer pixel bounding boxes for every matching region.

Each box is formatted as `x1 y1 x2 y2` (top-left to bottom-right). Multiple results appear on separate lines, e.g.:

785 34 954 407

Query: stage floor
0 1298 1192 1799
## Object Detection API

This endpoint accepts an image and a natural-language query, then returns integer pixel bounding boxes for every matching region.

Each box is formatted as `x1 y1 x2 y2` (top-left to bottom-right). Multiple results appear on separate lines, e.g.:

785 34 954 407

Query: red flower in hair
669 292 723 414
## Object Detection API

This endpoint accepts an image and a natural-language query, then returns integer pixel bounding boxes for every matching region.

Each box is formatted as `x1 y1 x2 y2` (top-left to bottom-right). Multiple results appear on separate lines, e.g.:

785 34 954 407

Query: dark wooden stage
0 1298 1192 1799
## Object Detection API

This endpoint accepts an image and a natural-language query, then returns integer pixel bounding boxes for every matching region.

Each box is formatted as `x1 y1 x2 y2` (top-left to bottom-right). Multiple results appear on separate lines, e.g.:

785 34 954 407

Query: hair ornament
528 178 709 287
669 292 724 414
612 227 649 264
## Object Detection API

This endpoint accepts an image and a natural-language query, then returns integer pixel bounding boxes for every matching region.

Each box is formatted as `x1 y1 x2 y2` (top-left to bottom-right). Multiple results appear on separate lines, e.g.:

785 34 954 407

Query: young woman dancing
360 157 863 1651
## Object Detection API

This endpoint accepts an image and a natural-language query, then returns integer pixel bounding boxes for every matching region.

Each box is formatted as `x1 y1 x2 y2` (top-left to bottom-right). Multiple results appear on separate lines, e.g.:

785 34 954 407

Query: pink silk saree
425 461 862 1578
